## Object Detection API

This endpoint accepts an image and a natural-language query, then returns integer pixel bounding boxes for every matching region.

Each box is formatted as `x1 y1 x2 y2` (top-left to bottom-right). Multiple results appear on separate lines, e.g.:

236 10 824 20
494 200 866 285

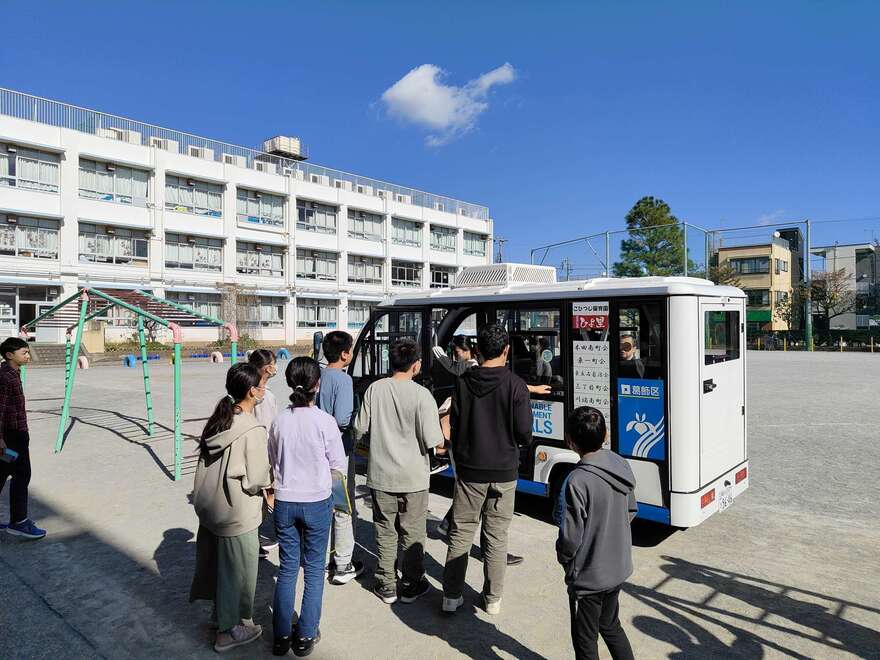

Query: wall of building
717 242 793 332
0 110 493 345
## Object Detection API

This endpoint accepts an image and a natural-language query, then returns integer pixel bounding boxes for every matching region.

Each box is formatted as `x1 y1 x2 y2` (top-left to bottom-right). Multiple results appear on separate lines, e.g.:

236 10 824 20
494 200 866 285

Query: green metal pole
138 316 155 436
55 294 89 453
64 334 72 389
173 342 182 480
230 340 238 365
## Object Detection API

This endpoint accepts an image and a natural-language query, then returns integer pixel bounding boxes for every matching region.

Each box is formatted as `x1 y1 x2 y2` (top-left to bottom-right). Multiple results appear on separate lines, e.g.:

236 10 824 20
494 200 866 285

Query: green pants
190 526 259 632
370 489 428 590
443 479 516 603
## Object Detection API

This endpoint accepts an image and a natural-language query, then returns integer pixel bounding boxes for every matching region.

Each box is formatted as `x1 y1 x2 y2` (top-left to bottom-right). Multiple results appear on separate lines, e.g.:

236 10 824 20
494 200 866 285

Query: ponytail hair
286 356 320 408
201 363 262 443
248 348 276 370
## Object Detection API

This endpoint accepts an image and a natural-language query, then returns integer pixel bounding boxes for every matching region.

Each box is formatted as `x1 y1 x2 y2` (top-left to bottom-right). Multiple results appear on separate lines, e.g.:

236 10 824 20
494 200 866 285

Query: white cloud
381 63 517 146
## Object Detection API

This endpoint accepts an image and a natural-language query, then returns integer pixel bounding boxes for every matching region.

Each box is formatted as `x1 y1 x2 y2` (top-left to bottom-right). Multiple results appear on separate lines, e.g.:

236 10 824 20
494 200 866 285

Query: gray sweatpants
331 455 357 568
443 479 516 604
370 489 428 590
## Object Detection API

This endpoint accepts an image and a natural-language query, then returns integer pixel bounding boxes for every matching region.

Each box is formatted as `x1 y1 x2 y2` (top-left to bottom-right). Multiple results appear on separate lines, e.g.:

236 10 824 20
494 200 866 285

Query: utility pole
805 219 813 351
494 237 508 263
561 257 572 281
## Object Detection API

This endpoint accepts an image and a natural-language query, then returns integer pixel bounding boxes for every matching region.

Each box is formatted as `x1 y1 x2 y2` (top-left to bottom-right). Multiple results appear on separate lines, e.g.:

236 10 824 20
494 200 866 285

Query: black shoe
373 582 398 604
272 635 291 656
400 578 430 604
293 631 321 657
474 548 524 566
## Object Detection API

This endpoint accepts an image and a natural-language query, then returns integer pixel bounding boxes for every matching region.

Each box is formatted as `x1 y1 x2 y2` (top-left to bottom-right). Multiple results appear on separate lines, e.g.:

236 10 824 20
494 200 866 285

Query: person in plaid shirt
0 337 45 540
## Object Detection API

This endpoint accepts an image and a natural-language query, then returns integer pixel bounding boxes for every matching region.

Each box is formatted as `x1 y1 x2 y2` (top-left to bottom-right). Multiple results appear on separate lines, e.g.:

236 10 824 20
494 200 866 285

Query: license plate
718 486 733 511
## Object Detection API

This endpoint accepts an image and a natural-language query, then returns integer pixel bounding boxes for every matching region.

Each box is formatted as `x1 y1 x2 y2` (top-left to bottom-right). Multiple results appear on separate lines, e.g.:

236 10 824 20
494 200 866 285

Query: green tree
613 196 691 277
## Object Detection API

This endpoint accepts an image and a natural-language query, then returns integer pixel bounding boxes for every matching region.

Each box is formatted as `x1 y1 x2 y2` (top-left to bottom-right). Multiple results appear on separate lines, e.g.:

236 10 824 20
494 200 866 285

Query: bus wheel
549 464 575 525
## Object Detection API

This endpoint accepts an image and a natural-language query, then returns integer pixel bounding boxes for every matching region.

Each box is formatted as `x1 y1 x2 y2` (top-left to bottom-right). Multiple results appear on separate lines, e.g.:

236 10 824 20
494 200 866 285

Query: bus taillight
700 489 716 508
735 467 747 484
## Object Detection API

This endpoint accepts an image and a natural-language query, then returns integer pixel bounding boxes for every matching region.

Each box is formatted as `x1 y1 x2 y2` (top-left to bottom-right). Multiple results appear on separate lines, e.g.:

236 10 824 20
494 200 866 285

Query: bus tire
549 463 575 524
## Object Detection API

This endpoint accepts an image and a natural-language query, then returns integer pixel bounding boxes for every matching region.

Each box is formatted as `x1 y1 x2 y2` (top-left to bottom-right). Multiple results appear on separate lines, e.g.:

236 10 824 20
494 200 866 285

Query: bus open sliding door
610 298 671 524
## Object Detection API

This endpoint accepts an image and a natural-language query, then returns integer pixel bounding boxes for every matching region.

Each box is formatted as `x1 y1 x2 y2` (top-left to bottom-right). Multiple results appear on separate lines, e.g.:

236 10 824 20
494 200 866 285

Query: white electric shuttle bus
349 263 749 528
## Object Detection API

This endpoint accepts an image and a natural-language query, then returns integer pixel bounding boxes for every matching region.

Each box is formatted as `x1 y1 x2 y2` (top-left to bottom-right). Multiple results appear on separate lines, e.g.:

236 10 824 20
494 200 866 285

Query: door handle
703 379 717 393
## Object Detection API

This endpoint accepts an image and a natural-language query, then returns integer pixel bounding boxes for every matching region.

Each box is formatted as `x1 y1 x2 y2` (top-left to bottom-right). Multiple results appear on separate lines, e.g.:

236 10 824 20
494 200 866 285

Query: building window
297 298 337 328
0 215 60 259
430 266 456 289
79 223 148 265
391 260 422 287
348 255 383 285
79 159 149 206
430 225 457 252
463 232 487 257
296 249 337 281
236 189 284 228
164 233 222 272
775 258 789 275
297 201 337 234
166 291 221 319
745 289 770 306
165 175 223 217
348 300 375 328
729 256 770 274
347 209 384 241
244 296 285 328
776 290 789 305
236 242 284 277
0 144 60 193
392 218 421 247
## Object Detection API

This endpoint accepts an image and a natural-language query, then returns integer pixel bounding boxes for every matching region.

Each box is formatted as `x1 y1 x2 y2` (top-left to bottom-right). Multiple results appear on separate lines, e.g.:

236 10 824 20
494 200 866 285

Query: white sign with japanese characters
572 335 611 447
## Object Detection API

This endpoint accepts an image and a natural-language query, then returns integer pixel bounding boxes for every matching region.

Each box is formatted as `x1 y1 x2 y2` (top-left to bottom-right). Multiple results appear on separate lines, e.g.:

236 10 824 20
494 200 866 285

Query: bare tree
808 268 857 329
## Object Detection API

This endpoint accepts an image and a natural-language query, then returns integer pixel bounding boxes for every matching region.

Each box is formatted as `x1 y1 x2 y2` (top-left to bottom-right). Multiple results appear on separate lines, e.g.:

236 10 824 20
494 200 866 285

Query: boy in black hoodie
441 324 532 615
557 406 637 660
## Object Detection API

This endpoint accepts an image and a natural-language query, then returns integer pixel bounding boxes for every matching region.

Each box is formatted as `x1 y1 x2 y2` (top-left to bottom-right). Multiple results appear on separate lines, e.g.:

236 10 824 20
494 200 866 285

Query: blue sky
3 1 878 261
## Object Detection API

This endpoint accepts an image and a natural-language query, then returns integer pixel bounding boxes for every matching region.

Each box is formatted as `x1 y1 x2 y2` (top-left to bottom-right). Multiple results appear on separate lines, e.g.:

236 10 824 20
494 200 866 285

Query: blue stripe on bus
636 502 671 524
435 468 548 497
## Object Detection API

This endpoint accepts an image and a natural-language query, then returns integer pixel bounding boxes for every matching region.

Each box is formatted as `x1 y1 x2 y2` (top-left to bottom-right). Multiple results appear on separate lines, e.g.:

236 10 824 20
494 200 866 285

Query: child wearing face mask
249 349 280 559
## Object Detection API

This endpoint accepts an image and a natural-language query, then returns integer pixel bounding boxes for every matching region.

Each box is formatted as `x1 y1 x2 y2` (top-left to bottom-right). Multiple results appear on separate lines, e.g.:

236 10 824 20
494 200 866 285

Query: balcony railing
0 87 490 221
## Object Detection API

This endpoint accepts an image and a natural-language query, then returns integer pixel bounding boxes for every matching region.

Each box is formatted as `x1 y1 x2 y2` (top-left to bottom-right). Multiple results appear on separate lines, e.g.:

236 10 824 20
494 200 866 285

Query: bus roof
377 276 745 307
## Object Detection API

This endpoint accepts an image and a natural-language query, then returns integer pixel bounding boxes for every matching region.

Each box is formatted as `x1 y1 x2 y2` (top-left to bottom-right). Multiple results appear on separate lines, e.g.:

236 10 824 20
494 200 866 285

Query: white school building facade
0 88 493 345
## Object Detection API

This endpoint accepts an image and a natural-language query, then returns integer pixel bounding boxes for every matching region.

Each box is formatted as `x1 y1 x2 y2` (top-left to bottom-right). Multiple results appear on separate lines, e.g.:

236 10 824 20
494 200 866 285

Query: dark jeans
0 430 31 523
569 587 635 660
273 497 333 639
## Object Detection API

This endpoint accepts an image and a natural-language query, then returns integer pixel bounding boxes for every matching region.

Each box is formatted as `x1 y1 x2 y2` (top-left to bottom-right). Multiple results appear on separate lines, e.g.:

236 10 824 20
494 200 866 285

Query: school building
0 87 493 345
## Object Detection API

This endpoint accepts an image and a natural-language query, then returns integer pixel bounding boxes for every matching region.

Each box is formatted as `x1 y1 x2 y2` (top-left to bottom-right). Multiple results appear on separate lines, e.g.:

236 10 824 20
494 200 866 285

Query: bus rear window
705 311 740 364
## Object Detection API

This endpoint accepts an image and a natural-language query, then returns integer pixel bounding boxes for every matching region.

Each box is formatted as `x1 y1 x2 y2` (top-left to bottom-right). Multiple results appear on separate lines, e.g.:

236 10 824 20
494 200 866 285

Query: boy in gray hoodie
557 406 637 660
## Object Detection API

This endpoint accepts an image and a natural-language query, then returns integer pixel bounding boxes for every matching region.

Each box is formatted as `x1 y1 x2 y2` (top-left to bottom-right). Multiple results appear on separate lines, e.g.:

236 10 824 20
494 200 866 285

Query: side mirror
312 331 324 361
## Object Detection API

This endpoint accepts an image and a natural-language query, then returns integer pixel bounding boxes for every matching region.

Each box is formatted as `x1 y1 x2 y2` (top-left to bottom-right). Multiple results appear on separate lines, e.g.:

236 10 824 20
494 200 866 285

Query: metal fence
0 87 489 221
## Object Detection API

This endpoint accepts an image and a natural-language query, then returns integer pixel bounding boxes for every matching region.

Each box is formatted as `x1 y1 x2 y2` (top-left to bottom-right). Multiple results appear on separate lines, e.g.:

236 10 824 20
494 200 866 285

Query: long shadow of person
632 615 765 659
351 513 547 660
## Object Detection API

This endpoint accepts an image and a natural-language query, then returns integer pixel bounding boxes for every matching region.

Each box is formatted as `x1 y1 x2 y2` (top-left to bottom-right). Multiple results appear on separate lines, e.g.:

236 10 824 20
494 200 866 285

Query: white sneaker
442 596 464 613
484 596 501 615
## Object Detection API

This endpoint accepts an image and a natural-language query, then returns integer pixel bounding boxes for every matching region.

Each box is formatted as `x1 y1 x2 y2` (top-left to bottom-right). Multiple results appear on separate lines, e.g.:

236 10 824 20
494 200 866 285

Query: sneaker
214 623 262 653
5 519 46 540
473 547 524 566
373 583 398 604
400 578 430 604
442 595 464 613
429 454 449 475
483 596 502 615
293 630 321 657
330 560 365 585
259 546 270 560
272 635 291 656
437 519 449 537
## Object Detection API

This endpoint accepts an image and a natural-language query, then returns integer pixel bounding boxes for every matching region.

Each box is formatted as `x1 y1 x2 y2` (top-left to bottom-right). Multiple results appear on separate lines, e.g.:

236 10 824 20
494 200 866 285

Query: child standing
270 357 346 657
317 331 363 585
249 349 279 559
353 338 444 605
557 406 637 660
190 363 271 653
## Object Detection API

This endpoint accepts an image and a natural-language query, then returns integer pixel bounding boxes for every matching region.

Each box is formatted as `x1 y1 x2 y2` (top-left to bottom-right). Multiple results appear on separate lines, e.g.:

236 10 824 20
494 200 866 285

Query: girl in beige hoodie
190 363 271 653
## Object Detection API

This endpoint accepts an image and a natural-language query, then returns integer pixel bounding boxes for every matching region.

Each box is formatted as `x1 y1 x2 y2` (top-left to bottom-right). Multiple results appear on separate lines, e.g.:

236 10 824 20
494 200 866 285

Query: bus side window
617 304 664 380
352 310 423 378
502 307 564 394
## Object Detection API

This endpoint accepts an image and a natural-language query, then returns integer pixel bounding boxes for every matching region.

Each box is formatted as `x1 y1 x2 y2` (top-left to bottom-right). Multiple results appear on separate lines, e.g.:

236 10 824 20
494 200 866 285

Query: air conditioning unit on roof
434 202 445 212
149 137 179 153
98 128 141 144
223 154 247 167
454 263 557 289
309 173 330 186
334 179 352 191
254 160 275 174
356 184 373 196
395 194 412 204
188 146 214 161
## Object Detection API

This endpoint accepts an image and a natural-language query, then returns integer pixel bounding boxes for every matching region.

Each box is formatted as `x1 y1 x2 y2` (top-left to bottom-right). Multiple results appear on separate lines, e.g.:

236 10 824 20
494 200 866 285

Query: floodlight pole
137 316 155 436
683 222 689 277
173 339 182 480
804 219 813 352
605 232 611 277
55 291 89 453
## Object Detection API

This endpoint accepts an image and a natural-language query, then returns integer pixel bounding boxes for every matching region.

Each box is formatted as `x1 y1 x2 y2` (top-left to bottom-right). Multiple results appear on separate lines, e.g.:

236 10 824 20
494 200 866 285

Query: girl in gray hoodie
190 363 272 653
